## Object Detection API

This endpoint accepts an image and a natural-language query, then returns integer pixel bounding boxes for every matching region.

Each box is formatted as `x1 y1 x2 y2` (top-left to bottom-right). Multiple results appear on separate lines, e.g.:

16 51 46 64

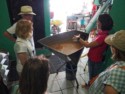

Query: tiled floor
47 48 89 94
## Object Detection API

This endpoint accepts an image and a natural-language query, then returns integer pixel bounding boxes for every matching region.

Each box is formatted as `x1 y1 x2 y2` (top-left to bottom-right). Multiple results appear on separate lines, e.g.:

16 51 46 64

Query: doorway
49 0 94 34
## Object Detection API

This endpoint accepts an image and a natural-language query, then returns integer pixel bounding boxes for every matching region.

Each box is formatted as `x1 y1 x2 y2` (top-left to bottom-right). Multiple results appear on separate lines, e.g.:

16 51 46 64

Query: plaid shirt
89 61 125 94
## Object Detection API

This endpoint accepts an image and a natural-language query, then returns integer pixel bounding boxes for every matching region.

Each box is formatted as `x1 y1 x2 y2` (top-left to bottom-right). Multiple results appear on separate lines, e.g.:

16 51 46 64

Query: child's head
16 19 33 39
19 55 49 94
98 14 113 31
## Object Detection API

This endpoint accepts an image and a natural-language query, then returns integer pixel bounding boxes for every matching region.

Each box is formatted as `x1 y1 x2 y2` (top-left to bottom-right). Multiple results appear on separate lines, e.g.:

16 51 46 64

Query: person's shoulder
109 67 125 76
10 22 17 27
14 22 17 25
7 22 17 34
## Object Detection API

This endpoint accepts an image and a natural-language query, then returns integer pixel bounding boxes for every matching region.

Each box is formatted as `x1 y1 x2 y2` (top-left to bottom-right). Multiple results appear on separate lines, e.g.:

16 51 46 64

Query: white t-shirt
14 37 35 74
7 22 36 54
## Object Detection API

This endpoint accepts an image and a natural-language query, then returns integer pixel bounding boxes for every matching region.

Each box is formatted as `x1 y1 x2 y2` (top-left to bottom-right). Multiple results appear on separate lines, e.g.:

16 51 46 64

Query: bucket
66 61 77 80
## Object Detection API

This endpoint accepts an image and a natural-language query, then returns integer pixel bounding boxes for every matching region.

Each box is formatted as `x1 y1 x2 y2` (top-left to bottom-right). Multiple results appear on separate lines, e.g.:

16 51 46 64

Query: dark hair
98 14 113 31
19 56 49 94
111 46 125 61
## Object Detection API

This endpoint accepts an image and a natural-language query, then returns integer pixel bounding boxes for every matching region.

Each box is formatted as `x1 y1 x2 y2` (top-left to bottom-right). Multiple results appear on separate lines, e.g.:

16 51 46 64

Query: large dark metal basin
38 30 88 63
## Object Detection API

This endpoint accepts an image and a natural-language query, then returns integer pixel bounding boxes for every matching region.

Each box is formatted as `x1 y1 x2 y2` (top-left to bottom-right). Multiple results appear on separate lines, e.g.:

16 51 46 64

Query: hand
72 34 80 42
34 54 48 61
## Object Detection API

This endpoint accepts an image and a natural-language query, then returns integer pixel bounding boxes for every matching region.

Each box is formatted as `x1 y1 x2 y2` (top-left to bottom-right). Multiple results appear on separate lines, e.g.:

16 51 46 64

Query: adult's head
105 30 125 61
15 19 33 39
18 5 36 21
97 13 113 31
19 55 49 94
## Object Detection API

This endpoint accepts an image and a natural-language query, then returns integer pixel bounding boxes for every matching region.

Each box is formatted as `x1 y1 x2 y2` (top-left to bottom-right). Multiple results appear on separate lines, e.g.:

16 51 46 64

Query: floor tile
71 74 84 87
58 79 74 90
62 87 78 94
56 71 66 80
48 73 58 81
80 73 89 84
49 90 63 94
79 58 88 65
47 80 61 92
76 67 84 75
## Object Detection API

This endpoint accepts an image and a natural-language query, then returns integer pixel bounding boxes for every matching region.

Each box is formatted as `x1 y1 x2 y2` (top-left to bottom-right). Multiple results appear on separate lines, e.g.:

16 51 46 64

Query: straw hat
18 5 36 15
105 30 125 51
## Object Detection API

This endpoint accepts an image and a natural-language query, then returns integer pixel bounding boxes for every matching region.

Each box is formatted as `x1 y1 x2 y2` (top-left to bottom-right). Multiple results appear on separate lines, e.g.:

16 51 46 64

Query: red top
88 30 109 62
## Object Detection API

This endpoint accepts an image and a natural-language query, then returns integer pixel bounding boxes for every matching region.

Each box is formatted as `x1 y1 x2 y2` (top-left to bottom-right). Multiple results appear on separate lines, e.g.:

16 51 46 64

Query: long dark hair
98 14 113 31
19 56 49 94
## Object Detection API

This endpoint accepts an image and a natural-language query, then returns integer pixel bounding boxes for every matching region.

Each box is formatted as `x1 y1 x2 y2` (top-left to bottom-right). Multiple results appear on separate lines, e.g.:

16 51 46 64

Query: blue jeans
88 59 104 80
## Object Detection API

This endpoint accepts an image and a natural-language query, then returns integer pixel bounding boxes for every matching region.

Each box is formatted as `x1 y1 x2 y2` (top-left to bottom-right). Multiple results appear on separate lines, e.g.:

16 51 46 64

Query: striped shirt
89 61 125 94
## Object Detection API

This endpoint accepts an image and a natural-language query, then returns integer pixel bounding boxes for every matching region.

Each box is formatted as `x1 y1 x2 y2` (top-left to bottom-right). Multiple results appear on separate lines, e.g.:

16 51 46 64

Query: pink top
88 30 109 62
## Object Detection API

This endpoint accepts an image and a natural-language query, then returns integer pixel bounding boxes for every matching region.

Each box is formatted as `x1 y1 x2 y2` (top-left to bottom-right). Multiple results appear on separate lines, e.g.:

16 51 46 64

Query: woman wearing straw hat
88 30 125 94
3 5 36 76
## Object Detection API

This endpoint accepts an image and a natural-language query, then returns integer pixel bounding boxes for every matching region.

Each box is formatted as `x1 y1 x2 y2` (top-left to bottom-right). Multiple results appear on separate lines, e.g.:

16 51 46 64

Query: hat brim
18 12 36 15
105 34 114 45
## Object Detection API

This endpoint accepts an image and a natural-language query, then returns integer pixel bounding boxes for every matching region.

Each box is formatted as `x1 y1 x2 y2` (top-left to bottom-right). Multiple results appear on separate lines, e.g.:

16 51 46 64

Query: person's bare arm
79 38 99 48
3 32 16 42
104 85 118 94
17 52 29 65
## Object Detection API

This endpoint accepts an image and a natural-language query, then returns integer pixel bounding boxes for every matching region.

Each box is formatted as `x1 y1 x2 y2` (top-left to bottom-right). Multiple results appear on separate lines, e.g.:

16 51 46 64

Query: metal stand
56 62 66 74
55 56 79 89
68 62 79 89
56 56 66 74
